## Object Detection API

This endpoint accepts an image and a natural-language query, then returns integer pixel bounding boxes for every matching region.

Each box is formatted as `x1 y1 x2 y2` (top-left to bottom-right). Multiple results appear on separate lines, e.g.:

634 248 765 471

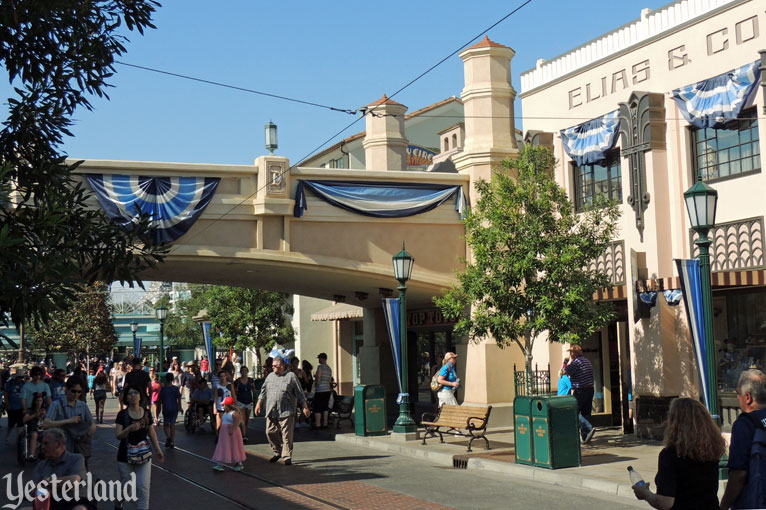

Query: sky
1 0 671 167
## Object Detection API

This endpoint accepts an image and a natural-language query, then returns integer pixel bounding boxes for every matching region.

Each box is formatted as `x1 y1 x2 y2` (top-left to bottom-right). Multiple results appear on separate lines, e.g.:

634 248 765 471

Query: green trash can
354 385 386 436
514 395 534 465
530 395 581 469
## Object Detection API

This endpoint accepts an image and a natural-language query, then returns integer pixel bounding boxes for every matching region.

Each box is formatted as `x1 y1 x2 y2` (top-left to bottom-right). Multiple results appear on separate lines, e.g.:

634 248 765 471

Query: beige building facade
520 0 766 432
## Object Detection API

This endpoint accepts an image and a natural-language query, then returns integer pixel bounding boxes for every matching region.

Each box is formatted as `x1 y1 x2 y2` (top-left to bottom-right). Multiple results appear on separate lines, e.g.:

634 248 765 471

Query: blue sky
3 0 670 166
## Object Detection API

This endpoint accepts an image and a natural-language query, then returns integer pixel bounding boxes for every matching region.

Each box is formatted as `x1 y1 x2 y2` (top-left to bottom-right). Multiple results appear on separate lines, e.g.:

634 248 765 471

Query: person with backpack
436 352 460 407
721 369 766 510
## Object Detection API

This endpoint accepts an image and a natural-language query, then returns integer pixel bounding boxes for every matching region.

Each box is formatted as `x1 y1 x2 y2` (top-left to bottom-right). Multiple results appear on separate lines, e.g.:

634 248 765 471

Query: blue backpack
734 412 766 509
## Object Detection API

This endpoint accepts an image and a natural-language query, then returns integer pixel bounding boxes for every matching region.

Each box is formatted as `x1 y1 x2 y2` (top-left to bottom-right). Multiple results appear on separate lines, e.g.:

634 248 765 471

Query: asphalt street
0 396 645 509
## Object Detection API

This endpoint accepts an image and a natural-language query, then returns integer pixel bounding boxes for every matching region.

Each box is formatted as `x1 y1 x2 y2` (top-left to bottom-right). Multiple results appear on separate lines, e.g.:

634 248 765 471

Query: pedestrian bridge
74 157 468 308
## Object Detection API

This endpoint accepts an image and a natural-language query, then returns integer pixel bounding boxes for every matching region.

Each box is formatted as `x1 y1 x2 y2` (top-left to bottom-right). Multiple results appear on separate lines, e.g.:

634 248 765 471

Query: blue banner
86 174 220 245
294 180 466 219
134 336 143 358
672 60 761 129
675 259 710 413
382 298 403 400
202 321 215 370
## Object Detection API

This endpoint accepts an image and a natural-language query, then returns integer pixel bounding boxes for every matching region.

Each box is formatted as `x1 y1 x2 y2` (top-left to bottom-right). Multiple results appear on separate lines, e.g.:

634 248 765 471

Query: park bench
330 395 354 428
420 404 492 452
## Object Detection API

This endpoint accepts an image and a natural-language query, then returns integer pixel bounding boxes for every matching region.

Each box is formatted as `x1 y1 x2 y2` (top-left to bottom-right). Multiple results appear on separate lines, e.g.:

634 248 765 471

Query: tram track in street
100 439 350 510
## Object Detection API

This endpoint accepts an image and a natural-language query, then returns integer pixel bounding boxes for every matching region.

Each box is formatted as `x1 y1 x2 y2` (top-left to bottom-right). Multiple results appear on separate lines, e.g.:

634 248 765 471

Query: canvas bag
734 412 766 509
123 409 152 465
430 365 451 392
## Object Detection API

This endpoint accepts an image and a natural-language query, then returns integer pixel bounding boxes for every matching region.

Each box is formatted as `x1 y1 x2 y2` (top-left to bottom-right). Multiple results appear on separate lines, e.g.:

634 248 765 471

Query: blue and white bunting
672 60 761 129
560 110 620 166
663 289 682 306
293 180 467 219
675 259 711 414
86 174 220 245
202 321 215 368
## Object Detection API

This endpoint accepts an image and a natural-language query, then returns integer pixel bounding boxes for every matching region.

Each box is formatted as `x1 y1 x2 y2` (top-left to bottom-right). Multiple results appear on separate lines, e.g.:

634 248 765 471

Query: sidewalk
335 426 723 501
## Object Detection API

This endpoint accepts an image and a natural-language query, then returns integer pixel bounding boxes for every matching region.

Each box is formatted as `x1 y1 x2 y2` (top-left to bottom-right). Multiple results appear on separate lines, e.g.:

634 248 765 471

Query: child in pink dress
212 396 246 471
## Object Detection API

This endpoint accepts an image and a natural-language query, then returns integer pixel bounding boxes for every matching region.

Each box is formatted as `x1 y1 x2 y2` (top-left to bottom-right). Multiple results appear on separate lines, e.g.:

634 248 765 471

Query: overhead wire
168 0 536 249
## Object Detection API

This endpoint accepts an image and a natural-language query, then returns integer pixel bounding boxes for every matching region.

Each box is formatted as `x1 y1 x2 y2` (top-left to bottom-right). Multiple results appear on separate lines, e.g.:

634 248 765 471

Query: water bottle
627 466 647 487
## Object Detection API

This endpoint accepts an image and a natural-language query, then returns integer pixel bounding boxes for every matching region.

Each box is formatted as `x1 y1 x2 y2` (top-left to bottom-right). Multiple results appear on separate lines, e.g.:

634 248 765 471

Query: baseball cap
222 396 235 406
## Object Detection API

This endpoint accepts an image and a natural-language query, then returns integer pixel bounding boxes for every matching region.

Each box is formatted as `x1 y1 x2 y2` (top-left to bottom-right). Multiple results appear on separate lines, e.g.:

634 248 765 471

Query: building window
329 157 345 169
573 152 622 212
692 110 760 182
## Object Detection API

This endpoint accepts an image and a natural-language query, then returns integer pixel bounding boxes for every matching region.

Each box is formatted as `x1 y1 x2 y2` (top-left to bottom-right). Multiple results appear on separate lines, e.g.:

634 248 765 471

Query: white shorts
438 388 458 407
237 402 253 410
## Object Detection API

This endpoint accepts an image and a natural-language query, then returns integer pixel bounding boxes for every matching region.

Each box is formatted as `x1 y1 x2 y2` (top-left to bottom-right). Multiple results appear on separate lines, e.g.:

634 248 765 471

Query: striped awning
311 303 364 322
672 60 761 129
560 110 620 166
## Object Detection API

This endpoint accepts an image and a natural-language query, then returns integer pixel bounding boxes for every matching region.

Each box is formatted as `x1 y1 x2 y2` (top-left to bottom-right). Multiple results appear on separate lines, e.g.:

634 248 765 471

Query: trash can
354 385 386 436
530 395 581 469
514 395 534 465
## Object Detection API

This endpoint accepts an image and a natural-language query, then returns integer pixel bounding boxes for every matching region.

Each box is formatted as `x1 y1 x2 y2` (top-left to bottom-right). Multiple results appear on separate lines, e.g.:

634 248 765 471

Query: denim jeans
117 460 152 510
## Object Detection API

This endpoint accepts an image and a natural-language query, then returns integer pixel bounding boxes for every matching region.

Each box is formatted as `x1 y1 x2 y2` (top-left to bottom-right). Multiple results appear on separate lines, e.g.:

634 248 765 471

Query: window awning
672 60 761 129
560 110 620 166
86 174 220 245
311 303 364 322
294 180 466 219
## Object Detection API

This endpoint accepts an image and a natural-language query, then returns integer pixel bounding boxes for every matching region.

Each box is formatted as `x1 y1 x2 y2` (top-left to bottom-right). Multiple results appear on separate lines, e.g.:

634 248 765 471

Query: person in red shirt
200 356 210 377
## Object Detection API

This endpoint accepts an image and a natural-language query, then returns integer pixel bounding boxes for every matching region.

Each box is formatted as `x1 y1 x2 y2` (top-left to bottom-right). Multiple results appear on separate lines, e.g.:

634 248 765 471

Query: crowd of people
0 349 334 510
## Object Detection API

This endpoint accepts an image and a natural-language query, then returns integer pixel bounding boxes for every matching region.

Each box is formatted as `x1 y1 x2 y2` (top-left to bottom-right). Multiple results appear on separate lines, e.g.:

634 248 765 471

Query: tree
435 145 620 382
32 282 118 364
162 284 212 349
205 286 295 366
0 0 166 359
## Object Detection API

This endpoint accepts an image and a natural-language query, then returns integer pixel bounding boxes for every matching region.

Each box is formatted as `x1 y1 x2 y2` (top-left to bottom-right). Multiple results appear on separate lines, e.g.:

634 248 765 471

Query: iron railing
513 363 551 396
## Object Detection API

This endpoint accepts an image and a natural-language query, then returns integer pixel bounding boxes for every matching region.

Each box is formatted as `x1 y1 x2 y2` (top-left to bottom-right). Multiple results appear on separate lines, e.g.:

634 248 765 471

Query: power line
165 0 536 248
115 61 359 115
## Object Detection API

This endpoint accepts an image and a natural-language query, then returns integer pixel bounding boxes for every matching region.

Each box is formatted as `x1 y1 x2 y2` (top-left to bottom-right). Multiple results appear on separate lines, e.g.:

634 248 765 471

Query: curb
334 433 634 500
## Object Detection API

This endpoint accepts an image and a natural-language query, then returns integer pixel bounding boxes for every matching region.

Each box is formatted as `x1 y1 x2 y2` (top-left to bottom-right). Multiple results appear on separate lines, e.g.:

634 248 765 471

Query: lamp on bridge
131 321 139 358
265 121 278 154
684 176 719 419
155 306 168 372
392 242 416 434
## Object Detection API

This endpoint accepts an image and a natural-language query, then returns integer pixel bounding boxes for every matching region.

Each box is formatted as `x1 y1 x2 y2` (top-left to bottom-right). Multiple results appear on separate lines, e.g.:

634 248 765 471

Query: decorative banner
86 174 221 245
638 291 658 308
672 60 761 129
269 346 295 362
407 145 437 167
294 180 466 219
134 336 143 358
560 110 620 166
202 321 215 369
382 298 403 400
675 259 710 413
663 289 683 306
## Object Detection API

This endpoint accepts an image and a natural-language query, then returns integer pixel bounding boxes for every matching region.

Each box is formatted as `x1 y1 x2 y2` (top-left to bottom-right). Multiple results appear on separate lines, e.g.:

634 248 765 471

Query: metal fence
513 363 551 396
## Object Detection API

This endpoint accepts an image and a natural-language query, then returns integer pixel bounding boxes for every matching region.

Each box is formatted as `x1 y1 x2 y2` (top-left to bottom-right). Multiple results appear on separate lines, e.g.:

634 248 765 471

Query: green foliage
31 283 118 356
205 286 294 354
161 285 211 349
0 0 166 334
435 145 620 363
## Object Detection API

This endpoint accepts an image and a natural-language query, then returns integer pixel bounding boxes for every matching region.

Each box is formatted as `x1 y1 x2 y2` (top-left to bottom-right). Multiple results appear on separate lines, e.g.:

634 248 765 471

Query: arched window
452 134 458 149
443 137 449 152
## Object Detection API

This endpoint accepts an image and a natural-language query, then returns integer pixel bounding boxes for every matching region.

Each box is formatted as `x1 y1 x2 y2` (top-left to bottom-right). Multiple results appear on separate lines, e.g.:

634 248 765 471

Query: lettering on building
568 12 764 109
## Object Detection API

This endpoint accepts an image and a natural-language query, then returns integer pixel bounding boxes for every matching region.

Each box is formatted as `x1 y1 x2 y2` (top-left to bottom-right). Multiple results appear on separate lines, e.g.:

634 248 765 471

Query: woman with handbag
115 385 164 510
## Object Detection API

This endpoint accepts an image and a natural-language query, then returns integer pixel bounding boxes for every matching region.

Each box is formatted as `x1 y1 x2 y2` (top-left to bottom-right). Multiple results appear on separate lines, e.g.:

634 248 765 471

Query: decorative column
363 94 408 171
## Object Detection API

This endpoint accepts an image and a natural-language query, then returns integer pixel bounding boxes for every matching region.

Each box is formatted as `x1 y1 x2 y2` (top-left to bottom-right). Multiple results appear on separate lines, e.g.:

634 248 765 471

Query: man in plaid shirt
255 357 310 465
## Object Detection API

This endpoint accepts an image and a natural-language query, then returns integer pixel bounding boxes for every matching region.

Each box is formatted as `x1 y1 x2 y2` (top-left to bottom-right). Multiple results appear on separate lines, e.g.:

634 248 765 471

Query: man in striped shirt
564 344 596 443
255 357 310 465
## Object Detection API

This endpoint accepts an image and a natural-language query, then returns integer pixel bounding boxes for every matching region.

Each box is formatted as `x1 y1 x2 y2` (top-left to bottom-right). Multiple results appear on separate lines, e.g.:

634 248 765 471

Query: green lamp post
131 321 139 358
684 177 719 419
156 306 168 373
392 242 416 434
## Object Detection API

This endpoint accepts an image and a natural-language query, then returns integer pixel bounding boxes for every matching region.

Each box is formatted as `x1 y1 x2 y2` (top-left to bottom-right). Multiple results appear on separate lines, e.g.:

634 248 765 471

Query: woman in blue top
436 352 460 407
557 366 572 395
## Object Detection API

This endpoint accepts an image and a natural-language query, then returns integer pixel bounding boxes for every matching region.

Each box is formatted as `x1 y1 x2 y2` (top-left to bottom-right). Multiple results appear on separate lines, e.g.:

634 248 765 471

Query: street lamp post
131 321 139 359
684 177 719 419
392 242 416 434
156 307 168 372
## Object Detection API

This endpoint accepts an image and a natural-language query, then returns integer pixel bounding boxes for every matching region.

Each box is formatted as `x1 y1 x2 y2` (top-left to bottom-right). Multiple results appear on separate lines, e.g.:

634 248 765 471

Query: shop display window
715 289 766 390
573 151 622 212
692 109 760 183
